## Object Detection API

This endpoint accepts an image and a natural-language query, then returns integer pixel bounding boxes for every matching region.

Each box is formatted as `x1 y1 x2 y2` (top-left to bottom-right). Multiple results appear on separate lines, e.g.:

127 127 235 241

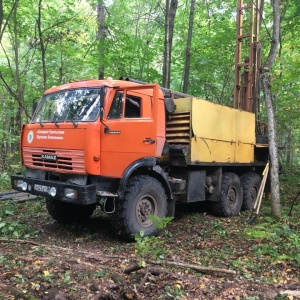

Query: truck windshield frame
32 87 102 124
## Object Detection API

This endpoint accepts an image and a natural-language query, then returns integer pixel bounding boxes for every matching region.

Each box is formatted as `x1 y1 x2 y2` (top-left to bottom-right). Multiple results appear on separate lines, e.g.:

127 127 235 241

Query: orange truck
11 77 269 239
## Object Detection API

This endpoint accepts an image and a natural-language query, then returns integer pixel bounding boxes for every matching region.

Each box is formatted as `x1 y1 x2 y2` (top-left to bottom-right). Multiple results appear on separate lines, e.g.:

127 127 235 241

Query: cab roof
44 78 164 98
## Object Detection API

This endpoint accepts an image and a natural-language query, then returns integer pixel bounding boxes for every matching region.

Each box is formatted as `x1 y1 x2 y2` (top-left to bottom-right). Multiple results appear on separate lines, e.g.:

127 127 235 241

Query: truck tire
46 198 96 224
211 172 242 217
241 172 261 210
112 175 168 240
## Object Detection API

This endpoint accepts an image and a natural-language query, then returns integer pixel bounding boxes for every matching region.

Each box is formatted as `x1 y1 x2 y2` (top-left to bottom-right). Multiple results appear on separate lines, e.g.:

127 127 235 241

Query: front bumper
11 175 97 205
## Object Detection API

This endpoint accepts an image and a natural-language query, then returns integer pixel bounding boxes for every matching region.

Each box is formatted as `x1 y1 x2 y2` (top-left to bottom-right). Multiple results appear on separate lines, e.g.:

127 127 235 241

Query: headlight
48 187 57 197
64 188 77 199
15 179 24 188
21 182 28 191
15 180 28 191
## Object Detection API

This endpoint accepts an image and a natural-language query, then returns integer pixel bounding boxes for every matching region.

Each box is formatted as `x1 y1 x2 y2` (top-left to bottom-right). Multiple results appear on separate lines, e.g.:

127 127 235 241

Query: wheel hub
136 195 157 227
227 187 237 209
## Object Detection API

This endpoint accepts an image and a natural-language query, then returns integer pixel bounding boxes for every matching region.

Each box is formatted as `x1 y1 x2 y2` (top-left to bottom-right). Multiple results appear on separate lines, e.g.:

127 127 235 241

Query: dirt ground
0 198 299 300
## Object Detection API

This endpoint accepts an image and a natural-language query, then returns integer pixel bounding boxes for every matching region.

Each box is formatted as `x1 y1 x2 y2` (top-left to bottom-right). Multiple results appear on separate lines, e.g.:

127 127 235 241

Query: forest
0 0 299 299
0 0 299 172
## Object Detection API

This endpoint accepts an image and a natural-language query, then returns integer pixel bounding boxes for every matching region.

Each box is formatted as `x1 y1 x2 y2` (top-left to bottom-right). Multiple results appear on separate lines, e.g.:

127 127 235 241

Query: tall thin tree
261 0 281 217
182 0 195 94
97 0 105 80
37 0 47 91
162 0 178 88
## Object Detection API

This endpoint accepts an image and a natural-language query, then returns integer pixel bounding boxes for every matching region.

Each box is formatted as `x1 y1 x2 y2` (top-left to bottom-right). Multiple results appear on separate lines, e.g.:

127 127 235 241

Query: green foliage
159 284 185 299
0 172 12 191
0 202 39 238
133 216 173 266
244 223 300 265
148 215 174 230
94 269 106 278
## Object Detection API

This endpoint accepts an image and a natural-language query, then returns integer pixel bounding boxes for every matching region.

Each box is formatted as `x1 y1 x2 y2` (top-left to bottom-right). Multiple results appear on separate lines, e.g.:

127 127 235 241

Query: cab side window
108 92 141 119
125 96 140 118
107 92 123 119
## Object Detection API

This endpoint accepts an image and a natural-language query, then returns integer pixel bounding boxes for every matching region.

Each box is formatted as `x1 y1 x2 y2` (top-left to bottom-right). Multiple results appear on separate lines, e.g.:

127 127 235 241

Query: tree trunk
0 0 3 37
182 0 195 94
37 0 47 91
162 0 178 88
261 0 281 218
97 0 105 80
12 0 24 130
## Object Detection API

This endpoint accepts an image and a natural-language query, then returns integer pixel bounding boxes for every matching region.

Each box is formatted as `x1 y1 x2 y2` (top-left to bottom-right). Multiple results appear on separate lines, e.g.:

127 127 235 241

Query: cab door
100 88 156 178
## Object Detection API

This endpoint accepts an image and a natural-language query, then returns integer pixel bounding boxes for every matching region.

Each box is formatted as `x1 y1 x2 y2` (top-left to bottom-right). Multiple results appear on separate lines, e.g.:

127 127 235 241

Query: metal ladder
233 0 261 115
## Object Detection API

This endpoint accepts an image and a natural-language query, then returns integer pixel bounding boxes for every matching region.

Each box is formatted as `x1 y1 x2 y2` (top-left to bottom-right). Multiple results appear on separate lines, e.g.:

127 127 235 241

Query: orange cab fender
117 157 172 200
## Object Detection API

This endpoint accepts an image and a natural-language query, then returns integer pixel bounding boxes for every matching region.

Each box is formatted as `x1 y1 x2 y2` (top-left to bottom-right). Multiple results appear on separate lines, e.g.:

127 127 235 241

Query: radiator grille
166 111 191 145
23 147 86 174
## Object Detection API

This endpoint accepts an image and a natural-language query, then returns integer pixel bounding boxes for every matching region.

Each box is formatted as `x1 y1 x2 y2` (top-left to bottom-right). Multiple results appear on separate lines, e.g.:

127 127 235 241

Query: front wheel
46 198 96 224
112 176 168 240
210 172 242 217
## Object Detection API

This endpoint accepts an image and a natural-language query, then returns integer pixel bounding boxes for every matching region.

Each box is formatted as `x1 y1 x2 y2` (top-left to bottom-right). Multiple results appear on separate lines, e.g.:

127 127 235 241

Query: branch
41 12 81 35
138 266 149 290
125 260 236 276
161 260 236 275
0 72 31 118
0 0 18 42
0 72 18 100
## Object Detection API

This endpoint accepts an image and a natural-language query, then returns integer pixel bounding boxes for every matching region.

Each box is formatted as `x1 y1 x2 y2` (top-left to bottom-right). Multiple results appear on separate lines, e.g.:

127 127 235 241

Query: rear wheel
241 172 261 210
46 198 96 224
112 176 168 240
211 172 242 217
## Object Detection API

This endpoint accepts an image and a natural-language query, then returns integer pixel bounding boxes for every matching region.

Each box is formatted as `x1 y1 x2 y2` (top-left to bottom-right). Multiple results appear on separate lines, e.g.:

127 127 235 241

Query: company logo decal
41 154 57 161
27 131 34 143
36 130 65 140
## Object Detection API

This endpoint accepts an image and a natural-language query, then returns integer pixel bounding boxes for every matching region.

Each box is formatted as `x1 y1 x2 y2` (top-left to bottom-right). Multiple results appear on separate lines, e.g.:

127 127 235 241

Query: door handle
143 138 155 144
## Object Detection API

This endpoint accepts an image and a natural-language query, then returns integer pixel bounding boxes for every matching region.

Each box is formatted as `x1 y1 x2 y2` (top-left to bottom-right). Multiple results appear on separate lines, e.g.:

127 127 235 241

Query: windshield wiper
51 112 60 127
33 112 45 127
64 109 78 127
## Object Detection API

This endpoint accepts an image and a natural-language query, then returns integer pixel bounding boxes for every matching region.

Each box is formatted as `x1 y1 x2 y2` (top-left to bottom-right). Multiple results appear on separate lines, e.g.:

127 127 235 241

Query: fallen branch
124 264 143 274
162 260 236 275
125 260 236 276
138 266 149 290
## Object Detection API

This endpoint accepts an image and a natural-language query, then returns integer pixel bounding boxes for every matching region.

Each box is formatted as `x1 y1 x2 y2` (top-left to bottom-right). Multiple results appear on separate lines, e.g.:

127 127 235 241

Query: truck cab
12 79 171 237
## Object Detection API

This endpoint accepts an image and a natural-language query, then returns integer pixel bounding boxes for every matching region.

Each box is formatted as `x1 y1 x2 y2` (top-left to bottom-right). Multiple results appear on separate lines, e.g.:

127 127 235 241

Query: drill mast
233 0 261 115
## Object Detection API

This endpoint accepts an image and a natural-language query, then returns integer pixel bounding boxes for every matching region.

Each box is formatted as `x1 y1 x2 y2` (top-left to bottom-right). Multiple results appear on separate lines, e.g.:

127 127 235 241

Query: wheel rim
227 186 238 209
136 194 158 227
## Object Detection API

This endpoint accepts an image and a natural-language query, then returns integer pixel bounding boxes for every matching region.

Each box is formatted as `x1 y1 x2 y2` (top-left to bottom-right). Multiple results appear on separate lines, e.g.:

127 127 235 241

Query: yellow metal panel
236 109 256 144
235 143 254 163
173 97 192 113
191 138 236 163
189 97 255 163
191 98 237 141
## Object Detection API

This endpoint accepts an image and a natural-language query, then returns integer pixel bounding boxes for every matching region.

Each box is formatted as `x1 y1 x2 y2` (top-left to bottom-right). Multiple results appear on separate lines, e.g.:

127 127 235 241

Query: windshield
32 88 102 123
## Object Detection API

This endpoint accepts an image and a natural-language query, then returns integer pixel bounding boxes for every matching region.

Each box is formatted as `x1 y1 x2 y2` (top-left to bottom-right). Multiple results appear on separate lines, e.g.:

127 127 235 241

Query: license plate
34 184 50 193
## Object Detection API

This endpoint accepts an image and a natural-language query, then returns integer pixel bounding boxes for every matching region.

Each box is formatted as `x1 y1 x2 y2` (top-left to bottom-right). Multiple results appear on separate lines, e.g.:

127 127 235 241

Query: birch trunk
262 0 281 217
